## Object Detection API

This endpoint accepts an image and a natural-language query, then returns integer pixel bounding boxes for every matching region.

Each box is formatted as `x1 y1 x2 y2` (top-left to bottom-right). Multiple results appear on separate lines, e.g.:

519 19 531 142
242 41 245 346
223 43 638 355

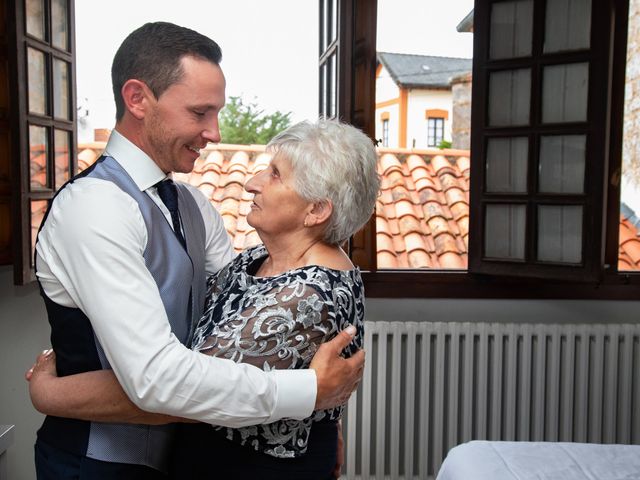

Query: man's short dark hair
111 22 222 121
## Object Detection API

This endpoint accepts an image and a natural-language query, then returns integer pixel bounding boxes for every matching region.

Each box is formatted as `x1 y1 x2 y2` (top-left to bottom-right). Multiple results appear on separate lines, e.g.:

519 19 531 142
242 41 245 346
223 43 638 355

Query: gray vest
37 155 207 472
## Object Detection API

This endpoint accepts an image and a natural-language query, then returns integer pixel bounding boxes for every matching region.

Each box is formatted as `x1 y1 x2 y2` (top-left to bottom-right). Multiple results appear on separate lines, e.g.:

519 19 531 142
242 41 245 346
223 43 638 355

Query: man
33 22 363 479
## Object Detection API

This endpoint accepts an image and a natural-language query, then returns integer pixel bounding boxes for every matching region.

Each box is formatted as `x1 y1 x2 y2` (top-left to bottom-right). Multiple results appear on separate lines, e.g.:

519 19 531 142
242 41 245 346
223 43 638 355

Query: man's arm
27 331 364 425
27 350 183 425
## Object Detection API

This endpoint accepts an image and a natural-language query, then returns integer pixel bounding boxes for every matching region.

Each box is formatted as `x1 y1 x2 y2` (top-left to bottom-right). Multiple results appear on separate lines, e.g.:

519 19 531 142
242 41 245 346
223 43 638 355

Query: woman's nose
245 173 260 193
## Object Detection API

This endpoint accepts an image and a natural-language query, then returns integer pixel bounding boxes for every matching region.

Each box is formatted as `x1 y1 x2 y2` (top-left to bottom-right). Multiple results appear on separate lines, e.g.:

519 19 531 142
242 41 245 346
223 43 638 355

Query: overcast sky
75 0 474 140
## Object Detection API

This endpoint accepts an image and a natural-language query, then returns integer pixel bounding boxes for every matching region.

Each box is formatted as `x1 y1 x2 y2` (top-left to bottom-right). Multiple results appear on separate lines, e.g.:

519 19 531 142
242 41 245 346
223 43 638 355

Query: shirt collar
104 129 168 191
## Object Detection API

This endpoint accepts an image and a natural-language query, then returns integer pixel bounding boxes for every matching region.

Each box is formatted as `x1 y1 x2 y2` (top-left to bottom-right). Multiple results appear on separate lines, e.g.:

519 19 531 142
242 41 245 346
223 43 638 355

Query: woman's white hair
267 118 380 245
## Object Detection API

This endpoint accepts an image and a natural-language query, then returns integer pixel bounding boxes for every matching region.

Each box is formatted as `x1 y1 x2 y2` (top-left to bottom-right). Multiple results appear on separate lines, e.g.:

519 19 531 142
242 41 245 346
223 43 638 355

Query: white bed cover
436 441 640 480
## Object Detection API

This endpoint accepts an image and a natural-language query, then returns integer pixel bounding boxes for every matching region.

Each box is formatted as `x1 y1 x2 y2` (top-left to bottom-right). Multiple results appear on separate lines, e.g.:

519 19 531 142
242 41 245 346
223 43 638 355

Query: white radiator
342 321 640 480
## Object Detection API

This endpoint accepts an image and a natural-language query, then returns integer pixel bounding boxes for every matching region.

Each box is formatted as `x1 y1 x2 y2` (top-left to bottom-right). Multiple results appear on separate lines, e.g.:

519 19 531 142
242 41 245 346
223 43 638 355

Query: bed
436 440 640 480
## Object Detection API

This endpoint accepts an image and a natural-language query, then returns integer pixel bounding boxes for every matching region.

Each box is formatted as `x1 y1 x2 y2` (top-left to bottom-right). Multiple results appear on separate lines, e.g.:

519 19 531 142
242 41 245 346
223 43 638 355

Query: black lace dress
170 245 365 479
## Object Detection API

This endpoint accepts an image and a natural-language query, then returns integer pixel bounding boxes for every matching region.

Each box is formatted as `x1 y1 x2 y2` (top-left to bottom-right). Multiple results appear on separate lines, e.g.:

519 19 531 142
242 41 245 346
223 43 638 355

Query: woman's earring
303 219 308 228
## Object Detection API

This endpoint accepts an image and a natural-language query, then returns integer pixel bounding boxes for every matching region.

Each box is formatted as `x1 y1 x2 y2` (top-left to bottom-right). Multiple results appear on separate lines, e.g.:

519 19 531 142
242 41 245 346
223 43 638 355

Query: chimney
94 128 111 142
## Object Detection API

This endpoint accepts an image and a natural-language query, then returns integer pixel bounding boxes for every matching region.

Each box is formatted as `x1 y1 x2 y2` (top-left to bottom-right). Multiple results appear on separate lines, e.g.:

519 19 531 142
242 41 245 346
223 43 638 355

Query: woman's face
244 154 313 237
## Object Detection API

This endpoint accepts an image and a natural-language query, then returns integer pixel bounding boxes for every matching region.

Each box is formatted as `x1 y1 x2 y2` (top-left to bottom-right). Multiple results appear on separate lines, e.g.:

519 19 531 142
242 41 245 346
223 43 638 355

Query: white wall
366 297 640 324
0 266 47 480
376 65 400 103
375 65 402 147
375 104 400 147
406 89 453 149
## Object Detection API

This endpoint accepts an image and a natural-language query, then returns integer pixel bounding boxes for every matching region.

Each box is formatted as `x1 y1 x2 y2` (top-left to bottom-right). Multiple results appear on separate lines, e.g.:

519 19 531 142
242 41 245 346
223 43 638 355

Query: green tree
219 96 292 145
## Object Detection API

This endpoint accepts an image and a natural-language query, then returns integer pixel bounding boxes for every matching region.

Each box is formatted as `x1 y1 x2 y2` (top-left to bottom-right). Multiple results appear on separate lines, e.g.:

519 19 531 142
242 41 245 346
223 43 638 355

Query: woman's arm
27 350 189 425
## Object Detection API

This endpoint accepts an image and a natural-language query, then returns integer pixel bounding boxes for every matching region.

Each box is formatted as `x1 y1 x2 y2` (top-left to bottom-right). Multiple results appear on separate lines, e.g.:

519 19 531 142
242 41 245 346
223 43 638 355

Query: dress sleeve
196 280 337 371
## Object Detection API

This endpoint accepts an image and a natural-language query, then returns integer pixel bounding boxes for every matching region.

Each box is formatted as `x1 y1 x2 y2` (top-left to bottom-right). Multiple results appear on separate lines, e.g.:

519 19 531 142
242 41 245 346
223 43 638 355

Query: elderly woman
28 118 380 479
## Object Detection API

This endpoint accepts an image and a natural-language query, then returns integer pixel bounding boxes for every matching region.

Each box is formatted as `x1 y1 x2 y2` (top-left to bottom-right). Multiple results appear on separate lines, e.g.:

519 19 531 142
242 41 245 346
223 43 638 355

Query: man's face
144 56 226 174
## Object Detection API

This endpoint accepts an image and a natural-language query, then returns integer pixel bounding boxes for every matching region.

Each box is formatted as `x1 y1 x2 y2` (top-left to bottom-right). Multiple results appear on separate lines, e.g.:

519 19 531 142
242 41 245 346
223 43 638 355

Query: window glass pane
330 53 337 118
620 0 640 271
29 125 48 190
373 0 472 269
537 205 583 264
539 135 586 194
51 0 69 51
27 47 47 115
490 0 533 59
330 0 337 44
427 118 445 147
25 0 45 40
542 63 589 123
488 69 531 126
54 129 70 190
31 200 48 266
484 204 526 260
321 0 328 51
382 120 389 147
53 58 70 119
486 137 528 193
320 63 327 117
544 0 591 53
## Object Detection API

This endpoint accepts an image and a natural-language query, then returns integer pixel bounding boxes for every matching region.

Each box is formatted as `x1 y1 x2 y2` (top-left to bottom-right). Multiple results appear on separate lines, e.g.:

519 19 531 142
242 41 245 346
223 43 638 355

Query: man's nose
202 122 221 144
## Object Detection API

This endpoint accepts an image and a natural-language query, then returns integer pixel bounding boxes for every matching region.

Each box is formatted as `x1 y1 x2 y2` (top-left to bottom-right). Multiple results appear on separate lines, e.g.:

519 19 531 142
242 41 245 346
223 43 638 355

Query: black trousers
35 439 167 480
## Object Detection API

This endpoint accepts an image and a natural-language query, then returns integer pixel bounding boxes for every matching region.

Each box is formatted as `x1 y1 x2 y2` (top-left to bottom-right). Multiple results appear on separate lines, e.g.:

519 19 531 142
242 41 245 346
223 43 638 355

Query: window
5 0 77 284
326 0 639 298
382 118 389 147
427 117 444 147
320 0 377 271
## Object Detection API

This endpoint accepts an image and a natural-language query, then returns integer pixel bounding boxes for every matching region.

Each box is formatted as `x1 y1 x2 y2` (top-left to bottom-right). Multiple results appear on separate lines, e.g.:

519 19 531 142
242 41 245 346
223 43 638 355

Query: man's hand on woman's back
310 325 365 410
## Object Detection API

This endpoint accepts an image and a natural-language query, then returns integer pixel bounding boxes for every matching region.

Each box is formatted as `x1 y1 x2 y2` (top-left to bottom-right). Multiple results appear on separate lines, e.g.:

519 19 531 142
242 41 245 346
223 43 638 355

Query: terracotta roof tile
380 153 403 175
438 251 466 269
74 141 640 271
619 217 640 270
376 232 395 253
377 250 399 269
408 249 431 268
456 156 470 173
404 232 428 254
431 155 456 175
395 199 418 219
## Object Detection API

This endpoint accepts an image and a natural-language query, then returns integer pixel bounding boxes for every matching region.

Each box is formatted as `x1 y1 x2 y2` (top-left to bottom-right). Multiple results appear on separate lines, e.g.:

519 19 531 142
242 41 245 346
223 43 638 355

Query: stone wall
451 72 472 150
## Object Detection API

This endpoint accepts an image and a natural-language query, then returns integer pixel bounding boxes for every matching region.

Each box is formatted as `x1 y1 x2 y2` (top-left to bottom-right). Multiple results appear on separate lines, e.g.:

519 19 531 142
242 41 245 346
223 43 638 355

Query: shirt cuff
266 369 317 422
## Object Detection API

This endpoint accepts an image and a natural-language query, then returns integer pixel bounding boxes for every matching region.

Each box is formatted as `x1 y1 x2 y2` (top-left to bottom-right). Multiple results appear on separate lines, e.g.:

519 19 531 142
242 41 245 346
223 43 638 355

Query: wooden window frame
8 0 77 285
381 118 389 147
426 116 444 147
329 0 640 299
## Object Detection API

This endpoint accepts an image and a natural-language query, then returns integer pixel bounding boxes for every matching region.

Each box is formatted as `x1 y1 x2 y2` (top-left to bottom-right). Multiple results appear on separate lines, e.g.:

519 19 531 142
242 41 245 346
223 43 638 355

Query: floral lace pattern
191 245 365 458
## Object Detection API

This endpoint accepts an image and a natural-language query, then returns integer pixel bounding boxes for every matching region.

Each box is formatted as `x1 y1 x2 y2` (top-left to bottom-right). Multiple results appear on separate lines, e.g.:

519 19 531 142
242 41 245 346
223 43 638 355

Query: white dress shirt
35 130 317 426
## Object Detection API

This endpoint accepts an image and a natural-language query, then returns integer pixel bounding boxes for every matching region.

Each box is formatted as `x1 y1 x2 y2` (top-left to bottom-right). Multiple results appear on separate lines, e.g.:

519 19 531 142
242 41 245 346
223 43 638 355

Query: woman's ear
305 200 333 227
121 79 152 120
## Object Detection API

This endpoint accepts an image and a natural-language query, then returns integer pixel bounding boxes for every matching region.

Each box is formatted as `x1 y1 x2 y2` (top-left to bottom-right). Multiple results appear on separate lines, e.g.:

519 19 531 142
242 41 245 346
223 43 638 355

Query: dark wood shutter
468 0 626 282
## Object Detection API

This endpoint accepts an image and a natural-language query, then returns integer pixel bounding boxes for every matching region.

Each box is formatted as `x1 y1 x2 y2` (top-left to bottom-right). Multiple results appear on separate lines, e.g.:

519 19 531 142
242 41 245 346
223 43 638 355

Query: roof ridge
378 51 472 61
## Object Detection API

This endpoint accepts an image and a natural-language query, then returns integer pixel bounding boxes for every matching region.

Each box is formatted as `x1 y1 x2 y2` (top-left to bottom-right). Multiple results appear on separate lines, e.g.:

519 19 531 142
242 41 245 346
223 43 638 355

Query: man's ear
306 200 333 227
121 79 153 120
